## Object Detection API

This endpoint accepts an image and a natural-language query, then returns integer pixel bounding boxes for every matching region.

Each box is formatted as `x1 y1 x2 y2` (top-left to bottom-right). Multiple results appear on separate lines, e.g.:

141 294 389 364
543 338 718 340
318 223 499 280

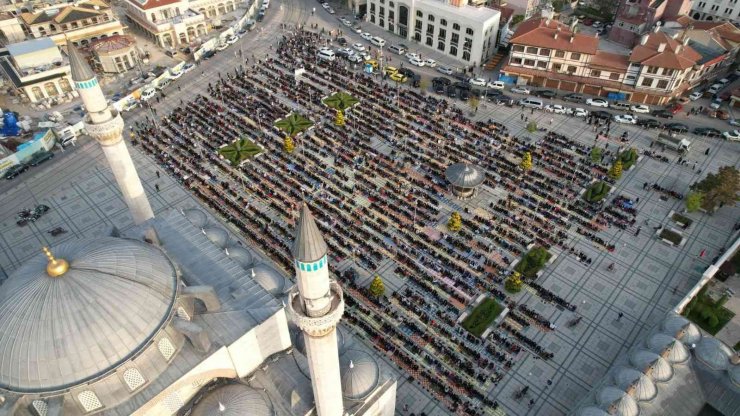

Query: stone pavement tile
59 198 96 218
2 221 39 242
580 275 618 304
532 401 567 416
552 258 587 285
564 349 609 386
624 272 660 302
595 307 639 341
546 373 591 412
610 290 649 321
10 234 46 263
581 327 626 366
570 295 604 322
539 332 576 367
639 255 673 282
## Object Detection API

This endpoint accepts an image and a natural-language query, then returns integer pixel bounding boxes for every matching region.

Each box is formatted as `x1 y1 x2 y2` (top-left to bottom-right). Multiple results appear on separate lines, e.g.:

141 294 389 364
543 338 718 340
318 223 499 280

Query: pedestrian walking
617 312 624 321
520 113 524 121
705 148 710 155
699 248 706 258
156 171 160 179
549 117 554 125
155 183 160 192
530 107 534 114
635 226 641 237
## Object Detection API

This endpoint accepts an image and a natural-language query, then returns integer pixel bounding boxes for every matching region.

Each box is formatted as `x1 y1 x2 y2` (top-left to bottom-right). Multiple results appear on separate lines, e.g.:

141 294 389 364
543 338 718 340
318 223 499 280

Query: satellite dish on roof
44 8 59 15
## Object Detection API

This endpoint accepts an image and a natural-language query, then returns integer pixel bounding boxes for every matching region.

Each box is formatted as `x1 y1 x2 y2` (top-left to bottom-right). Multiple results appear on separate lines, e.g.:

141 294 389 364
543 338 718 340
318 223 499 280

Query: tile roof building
18 0 125 47
689 0 740 26
500 16 723 105
609 0 692 47
0 37 75 103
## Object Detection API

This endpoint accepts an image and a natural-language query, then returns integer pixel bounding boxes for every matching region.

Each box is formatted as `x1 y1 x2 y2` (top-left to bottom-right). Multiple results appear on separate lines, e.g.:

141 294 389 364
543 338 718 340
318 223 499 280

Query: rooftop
629 30 702 69
414 0 501 25
6 38 57 57
510 17 599 54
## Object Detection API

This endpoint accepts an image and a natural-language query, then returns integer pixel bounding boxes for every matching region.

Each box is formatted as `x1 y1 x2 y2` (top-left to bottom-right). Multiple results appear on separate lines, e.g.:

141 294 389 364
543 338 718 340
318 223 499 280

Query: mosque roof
191 384 273 416
630 350 674 382
597 386 639 416
661 315 701 345
0 238 178 393
445 162 486 188
203 226 230 248
182 208 208 228
614 368 658 402
647 334 689 364
250 263 289 296
695 337 733 371
227 244 254 269
292 203 328 263
340 349 380 401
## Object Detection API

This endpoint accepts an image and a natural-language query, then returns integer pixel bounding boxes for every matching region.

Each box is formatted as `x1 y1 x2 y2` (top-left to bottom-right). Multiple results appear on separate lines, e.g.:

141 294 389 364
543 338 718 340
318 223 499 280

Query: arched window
44 82 59 97
158 338 175 360
77 391 103 413
59 78 72 93
123 368 146 391
31 400 48 416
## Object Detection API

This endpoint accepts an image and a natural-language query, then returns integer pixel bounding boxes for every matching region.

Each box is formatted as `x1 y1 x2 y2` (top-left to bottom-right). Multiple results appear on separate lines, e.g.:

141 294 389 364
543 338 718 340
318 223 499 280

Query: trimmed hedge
461 298 503 336
514 247 552 278
618 148 638 170
584 181 611 203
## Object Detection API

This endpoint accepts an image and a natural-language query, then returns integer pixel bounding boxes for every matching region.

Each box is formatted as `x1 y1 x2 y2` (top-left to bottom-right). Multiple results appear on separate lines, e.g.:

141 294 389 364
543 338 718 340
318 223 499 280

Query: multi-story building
365 0 501 65
501 17 707 104
0 37 74 102
505 0 540 20
609 0 691 47
124 0 237 48
91 34 140 73
19 0 125 46
0 12 25 44
689 0 740 25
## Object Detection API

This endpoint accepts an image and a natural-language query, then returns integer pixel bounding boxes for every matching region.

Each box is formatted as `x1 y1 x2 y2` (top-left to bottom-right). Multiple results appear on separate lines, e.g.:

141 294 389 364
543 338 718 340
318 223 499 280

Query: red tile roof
629 31 701 69
510 17 599 55
492 5 515 23
591 51 630 71
127 0 181 10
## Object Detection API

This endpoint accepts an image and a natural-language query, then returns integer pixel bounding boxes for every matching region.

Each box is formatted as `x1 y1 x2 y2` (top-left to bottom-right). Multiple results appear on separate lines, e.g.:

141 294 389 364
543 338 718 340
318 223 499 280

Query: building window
371 15 376 23
539 48 550 56
426 36 433 46
416 10 422 17
524 59 535 66
526 46 538 54
552 63 562 71
380 18 385 26
641 77 653 86
438 28 446 39
414 32 421 41
664 69 675 76
657 79 669 88
440 18 447 26
164 392 184 413
466 27 474 35
389 1 394 6
415 20 422 30
438 41 445 51
158 338 176 360
388 10 394 19
609 73 620 80
380 6 384 15
464 38 472 49
450 46 458 56
371 4 375 12
451 33 459 45
78 391 103 413
537 61 547 68
428 14 434 21
31 400 48 416
646 66 658 74
427 24 434 35
591 69 601 77
462 50 471 61
555 50 565 58
453 23 460 30
123 368 146 392
512 45 524 52
511 57 523 65
570 52 581 60
567 65 576 73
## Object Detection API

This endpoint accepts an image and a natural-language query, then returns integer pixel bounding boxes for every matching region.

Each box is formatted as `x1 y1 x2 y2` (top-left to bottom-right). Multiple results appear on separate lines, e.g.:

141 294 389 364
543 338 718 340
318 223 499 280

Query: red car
582 18 594 26
667 103 683 114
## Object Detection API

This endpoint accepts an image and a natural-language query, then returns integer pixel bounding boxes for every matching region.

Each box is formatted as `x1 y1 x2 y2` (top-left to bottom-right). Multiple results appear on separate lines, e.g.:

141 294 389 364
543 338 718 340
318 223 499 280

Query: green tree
419 79 430 94
520 151 532 171
448 211 463 232
505 272 523 293
685 191 703 213
590 147 602 164
526 121 537 133
283 136 295 153
609 160 623 180
512 15 524 25
335 110 346 127
469 95 480 113
552 0 565 12
691 166 739 211
368 275 385 297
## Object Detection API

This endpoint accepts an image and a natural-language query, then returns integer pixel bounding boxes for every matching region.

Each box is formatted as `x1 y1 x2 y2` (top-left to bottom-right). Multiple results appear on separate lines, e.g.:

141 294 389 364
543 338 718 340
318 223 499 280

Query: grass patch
671 213 693 227
218 138 262 166
461 298 503 337
575 6 613 20
583 181 611 203
683 288 735 335
514 246 552 279
274 113 314 137
322 91 360 111
659 229 683 246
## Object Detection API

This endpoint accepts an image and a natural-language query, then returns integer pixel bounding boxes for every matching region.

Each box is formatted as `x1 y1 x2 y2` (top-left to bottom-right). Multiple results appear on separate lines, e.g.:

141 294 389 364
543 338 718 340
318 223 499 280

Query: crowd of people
132 29 651 414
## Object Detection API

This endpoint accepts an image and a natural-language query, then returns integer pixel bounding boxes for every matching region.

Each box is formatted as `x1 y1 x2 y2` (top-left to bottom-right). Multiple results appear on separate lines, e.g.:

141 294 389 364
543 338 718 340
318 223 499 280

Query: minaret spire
67 41 154 225
285 203 345 416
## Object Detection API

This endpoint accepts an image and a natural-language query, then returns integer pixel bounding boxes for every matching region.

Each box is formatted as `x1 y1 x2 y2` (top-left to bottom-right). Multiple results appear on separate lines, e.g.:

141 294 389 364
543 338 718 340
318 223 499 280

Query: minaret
286 203 344 416
67 41 154 225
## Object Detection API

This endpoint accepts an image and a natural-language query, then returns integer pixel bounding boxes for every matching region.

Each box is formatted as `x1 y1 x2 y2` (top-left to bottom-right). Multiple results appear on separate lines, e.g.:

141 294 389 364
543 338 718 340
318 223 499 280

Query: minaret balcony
286 281 344 338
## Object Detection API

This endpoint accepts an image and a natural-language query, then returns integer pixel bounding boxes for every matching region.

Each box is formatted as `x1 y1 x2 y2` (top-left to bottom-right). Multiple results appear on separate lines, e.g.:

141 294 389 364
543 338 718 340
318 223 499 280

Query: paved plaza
1 1 739 415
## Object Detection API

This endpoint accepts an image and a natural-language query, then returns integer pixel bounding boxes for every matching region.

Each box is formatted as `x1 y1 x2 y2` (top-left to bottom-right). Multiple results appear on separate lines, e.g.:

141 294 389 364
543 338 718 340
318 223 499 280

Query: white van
140 87 157 101
317 49 336 61
388 44 406 54
519 98 544 109
370 36 386 47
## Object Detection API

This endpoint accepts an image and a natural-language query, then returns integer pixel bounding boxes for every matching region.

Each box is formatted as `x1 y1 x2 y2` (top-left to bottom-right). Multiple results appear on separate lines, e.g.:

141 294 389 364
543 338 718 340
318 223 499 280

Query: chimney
554 32 558 39
546 17 551 25
640 34 649 45
657 42 666 52
654 24 661 33
683 36 690 46
676 45 682 53
570 35 574 43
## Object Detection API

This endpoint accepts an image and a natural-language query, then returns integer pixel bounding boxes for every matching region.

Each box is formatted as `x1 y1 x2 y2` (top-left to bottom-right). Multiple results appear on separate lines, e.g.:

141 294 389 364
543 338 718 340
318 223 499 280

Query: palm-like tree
274 113 314 137
218 138 262 166
322 92 360 111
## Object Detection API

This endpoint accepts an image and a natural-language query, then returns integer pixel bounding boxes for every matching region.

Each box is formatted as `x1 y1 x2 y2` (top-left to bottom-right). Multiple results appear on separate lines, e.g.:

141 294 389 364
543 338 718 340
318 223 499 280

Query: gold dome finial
42 246 69 277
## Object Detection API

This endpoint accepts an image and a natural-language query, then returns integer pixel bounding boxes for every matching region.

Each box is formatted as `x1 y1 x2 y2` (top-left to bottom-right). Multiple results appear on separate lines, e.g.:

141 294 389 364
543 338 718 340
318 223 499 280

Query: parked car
487 81 505 90
469 78 487 86
437 66 454 75
140 87 157 101
447 85 458 98
424 59 437 67
491 94 514 105
665 122 689 133
545 104 568 114
4 163 28 180
409 57 425 66
693 127 721 137
533 90 556 98
612 101 631 111
361 32 373 41
562 93 584 103
181 63 195 73
651 109 674 119
568 107 589 117
225 35 238 45
586 98 609 107
636 118 661 128
404 52 420 60
28 150 54 166
689 91 703 100
390 72 407 83
351 42 365 51
630 105 650 114
337 37 348 46
722 130 740 141
511 86 530 94
667 103 683 114
591 110 612 120
384 66 398 76
716 109 730 120
614 114 637 124
709 98 723 110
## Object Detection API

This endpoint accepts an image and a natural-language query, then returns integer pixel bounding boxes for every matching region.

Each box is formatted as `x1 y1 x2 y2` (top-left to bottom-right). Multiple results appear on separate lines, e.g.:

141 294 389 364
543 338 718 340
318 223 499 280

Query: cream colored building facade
19 0 125 46
91 34 138 73
0 37 74 102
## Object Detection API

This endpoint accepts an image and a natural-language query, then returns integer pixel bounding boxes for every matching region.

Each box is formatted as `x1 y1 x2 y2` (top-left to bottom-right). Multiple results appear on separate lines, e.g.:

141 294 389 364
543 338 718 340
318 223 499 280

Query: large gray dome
630 350 673 382
662 315 701 345
445 163 486 188
0 238 178 392
191 384 273 416
578 406 610 416
250 264 288 296
614 367 657 401
695 338 733 371
647 334 689 364
204 226 230 248
597 387 639 416
227 245 254 269
183 208 208 228
340 349 380 400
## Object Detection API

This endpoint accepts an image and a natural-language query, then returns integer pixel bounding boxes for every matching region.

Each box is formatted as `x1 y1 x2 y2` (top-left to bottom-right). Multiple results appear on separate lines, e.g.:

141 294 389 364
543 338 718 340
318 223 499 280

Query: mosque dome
0 238 178 392
647 334 689 364
203 226 230 248
445 163 486 188
630 351 674 382
340 349 380 401
191 384 273 416
578 406 611 416
695 337 733 371
250 264 289 296
227 245 254 269
661 315 701 345
729 364 740 388
614 368 657 401
597 387 639 416
183 208 208 228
